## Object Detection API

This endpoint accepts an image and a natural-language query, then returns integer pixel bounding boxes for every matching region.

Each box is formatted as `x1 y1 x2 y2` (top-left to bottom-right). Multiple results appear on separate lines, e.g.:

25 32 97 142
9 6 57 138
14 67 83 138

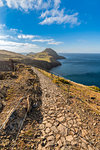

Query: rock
66 135 73 142
57 124 66 135
38 144 42 150
68 120 73 126
65 128 68 135
45 128 50 133
56 134 60 141
57 140 62 147
39 124 45 130
82 129 87 137
88 145 94 150
81 142 87 149
46 122 52 128
57 116 65 122
51 126 58 133
54 122 59 127
47 136 55 141
61 137 66 145
46 140 55 147
71 141 78 146
60 146 65 150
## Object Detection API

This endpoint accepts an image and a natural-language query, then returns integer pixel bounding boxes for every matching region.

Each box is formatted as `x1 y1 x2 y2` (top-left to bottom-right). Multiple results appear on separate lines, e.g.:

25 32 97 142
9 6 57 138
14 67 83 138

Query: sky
0 0 100 53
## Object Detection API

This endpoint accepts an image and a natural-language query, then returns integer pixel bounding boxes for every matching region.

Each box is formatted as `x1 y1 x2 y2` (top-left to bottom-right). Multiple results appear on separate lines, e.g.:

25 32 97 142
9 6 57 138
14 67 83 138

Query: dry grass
0 50 26 61
30 52 52 62
38 68 100 115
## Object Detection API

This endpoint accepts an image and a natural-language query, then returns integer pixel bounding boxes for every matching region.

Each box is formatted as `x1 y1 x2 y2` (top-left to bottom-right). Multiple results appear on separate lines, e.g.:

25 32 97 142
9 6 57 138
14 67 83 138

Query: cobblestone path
32 68 99 150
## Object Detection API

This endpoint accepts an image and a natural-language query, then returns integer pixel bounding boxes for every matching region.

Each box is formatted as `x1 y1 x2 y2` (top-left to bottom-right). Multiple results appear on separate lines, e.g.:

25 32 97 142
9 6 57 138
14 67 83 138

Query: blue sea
50 53 100 88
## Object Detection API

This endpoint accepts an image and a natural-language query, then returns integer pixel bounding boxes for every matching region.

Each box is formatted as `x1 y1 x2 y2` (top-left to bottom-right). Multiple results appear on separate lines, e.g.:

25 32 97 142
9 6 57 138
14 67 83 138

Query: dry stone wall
0 61 13 71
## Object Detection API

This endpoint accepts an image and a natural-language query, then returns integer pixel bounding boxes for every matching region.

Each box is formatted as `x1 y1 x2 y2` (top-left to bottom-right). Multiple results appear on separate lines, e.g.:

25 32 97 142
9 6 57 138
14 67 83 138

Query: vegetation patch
58 77 71 85
90 86 100 92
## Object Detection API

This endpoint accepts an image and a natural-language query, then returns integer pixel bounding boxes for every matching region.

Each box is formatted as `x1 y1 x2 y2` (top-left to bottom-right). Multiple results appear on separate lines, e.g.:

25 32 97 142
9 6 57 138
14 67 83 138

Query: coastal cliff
27 48 66 70
0 48 65 70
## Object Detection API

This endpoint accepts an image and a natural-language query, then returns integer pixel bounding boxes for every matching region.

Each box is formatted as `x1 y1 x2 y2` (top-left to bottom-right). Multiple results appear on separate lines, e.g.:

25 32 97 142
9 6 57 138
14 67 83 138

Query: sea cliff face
24 59 61 70
26 48 65 70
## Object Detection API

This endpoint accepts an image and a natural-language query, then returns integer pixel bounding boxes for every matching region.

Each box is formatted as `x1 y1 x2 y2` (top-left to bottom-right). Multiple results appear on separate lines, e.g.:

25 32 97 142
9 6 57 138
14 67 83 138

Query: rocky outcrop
43 48 65 60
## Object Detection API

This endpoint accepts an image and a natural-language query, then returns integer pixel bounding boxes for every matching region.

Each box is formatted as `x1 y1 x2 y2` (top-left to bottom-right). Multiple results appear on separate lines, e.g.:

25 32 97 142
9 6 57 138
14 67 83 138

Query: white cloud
0 1 80 26
54 0 61 8
34 0 52 10
0 24 6 29
32 39 54 43
0 23 63 53
10 28 18 32
5 0 33 11
0 0 3 7
4 0 52 11
17 34 63 45
48 41 63 45
2 0 61 11
0 39 39 52
32 38 63 45
18 34 37 39
40 9 80 26
0 35 13 39
39 0 80 26
0 24 63 52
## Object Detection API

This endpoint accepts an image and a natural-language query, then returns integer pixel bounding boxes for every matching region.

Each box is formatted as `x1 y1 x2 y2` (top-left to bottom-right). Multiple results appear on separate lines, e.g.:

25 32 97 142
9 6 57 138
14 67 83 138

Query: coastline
50 53 100 88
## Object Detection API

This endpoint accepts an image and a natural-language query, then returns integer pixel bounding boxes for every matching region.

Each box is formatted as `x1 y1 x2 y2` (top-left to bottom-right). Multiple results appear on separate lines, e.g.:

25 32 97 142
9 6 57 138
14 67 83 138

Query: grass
90 86 100 92
32 53 52 62
28 51 56 62
58 77 71 85
0 50 26 61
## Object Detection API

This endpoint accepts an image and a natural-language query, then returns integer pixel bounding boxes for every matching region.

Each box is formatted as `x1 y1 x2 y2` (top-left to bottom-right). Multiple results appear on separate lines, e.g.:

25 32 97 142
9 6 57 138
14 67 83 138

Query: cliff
0 48 65 70
27 48 66 70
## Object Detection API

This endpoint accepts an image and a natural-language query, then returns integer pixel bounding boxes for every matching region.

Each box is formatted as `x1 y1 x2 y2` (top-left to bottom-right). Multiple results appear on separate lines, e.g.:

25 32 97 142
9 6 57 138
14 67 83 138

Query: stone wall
0 61 13 71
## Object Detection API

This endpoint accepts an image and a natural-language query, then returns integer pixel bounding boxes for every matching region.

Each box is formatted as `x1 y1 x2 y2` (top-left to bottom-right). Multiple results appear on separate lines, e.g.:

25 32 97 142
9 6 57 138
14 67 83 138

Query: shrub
53 79 59 84
58 77 70 85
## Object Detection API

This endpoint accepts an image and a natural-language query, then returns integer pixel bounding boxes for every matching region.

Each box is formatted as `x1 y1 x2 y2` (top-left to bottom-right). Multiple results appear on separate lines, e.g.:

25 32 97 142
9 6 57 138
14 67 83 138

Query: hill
28 48 65 62
43 48 65 60
0 48 65 70
0 50 26 61
26 48 66 70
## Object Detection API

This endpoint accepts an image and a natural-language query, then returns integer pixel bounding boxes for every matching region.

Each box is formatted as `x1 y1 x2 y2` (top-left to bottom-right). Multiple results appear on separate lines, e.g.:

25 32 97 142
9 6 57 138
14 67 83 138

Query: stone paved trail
31 68 99 150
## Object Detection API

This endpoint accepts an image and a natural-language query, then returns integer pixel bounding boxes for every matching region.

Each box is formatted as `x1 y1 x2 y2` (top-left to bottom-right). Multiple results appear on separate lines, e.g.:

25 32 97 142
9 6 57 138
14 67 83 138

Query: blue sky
0 0 100 53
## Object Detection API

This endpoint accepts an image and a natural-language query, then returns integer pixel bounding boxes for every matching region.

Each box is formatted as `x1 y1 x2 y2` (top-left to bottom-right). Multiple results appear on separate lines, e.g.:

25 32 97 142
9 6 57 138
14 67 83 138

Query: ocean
50 53 100 88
